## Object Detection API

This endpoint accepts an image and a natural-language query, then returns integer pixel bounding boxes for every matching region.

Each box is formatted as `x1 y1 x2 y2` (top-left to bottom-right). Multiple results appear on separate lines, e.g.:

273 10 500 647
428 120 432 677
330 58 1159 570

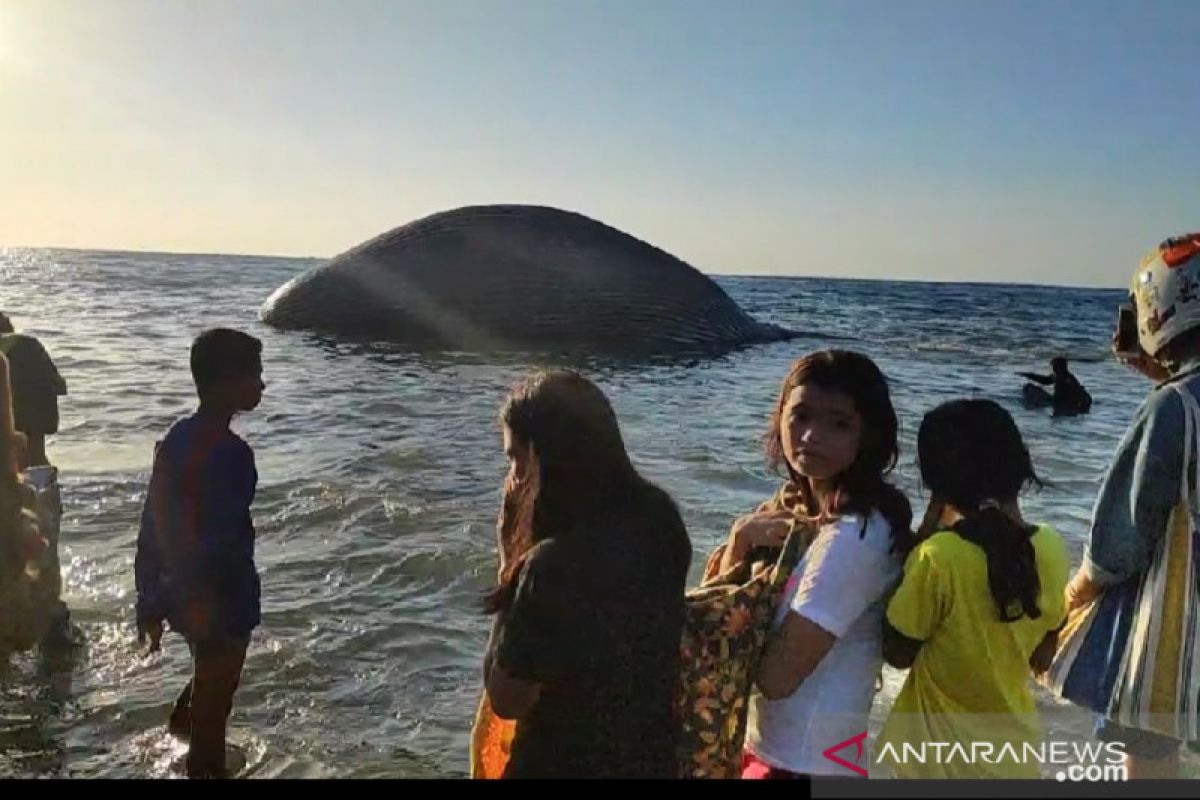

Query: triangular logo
822 730 869 777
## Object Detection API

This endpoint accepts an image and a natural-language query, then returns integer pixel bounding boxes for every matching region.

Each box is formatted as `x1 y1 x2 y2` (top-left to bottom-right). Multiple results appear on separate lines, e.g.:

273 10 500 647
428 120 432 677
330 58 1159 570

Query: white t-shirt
745 511 901 776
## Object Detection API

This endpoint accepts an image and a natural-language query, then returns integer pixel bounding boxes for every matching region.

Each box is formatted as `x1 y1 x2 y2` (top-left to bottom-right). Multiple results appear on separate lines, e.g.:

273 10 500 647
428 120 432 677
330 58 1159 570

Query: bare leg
169 679 193 739
185 638 248 779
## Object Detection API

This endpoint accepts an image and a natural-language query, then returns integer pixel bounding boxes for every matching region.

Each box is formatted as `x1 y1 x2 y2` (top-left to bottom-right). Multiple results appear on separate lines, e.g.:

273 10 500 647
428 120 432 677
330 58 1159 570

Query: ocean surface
1 247 1193 777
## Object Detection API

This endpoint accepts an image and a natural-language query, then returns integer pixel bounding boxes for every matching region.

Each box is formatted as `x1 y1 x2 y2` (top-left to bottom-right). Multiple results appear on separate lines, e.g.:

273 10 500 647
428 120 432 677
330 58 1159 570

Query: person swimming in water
1018 356 1092 416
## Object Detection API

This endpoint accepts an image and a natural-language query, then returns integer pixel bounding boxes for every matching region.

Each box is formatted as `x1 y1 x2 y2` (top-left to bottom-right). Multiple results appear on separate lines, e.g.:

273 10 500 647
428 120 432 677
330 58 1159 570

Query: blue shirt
135 413 260 638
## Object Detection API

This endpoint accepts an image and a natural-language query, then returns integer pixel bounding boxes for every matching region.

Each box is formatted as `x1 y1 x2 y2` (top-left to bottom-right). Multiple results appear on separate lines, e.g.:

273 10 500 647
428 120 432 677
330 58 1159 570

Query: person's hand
1112 332 1171 382
727 510 795 562
1065 570 1103 613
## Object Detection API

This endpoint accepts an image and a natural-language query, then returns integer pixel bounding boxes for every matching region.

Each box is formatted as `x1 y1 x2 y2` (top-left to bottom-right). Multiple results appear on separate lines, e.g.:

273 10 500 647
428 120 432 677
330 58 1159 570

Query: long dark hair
918 399 1044 623
764 350 913 554
484 369 687 614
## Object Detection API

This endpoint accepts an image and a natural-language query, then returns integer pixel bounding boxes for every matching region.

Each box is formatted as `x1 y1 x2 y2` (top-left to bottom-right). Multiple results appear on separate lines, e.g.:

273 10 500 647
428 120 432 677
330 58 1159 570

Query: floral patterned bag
676 515 808 779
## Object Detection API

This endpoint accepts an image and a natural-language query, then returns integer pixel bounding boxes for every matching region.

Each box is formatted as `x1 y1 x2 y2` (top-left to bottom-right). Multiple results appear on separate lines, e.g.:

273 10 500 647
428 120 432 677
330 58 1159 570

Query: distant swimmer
1018 356 1092 416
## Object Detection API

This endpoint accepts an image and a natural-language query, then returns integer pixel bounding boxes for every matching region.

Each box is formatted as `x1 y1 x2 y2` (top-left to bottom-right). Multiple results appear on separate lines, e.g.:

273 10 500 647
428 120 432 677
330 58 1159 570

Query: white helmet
1131 233 1200 357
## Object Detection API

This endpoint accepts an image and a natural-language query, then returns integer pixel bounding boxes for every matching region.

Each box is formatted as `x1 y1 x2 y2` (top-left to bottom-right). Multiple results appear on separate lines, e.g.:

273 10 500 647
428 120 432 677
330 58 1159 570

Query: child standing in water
135 328 265 779
880 399 1069 779
734 350 913 779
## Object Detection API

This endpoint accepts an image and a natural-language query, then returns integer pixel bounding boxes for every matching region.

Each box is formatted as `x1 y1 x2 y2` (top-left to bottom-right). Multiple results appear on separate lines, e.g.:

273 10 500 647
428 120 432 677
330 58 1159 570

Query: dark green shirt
0 334 67 435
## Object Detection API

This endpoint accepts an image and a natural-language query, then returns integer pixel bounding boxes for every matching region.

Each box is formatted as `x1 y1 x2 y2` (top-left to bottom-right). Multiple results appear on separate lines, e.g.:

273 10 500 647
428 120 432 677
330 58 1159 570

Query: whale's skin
260 204 796 354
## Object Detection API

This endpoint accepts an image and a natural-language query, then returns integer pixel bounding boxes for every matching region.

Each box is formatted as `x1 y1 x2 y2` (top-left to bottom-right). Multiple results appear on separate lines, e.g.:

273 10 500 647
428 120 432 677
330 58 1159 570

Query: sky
1 0 1197 286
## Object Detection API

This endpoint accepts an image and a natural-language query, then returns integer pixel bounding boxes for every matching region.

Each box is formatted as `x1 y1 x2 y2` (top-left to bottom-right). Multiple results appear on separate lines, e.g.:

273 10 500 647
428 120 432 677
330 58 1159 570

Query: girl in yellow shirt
879 399 1070 779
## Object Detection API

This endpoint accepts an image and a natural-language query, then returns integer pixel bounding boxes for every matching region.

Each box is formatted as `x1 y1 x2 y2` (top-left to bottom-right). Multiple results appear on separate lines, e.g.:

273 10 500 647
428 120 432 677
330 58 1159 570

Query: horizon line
1 242 1127 292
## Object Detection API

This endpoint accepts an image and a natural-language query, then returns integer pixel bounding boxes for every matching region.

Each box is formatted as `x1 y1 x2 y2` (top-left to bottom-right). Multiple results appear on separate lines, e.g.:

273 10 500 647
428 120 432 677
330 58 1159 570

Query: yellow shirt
878 525 1070 779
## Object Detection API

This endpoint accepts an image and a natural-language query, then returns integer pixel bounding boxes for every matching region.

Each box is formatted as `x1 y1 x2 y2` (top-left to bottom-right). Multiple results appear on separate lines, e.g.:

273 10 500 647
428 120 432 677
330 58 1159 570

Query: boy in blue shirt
135 328 265 778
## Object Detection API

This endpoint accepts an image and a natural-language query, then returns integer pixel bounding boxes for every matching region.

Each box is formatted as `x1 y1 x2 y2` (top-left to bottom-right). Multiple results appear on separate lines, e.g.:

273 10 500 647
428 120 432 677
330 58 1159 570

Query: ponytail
952 506 1041 622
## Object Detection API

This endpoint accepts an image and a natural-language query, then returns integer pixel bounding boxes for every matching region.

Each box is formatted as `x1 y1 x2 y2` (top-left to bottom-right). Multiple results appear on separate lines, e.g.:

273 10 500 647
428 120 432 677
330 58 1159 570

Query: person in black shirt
0 312 67 468
1018 356 1092 417
482 370 692 779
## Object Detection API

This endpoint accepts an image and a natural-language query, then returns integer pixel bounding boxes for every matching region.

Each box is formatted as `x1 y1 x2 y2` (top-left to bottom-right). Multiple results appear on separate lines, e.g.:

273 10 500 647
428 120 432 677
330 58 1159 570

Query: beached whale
259 205 798 354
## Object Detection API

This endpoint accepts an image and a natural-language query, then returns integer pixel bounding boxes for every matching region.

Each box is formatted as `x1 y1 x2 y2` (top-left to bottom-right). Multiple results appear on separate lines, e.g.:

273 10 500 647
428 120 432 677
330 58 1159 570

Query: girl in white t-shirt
719 350 914 779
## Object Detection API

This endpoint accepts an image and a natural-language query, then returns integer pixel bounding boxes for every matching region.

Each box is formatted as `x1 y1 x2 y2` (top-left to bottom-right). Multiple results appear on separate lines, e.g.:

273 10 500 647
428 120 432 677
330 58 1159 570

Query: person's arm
47 354 66 396
883 619 924 669
1074 388 1185 603
1032 531 1072 674
135 446 169 650
485 544 568 720
757 517 895 699
484 614 542 719
716 510 794 577
757 613 836 699
20 338 67 396
882 542 948 670
1017 372 1054 385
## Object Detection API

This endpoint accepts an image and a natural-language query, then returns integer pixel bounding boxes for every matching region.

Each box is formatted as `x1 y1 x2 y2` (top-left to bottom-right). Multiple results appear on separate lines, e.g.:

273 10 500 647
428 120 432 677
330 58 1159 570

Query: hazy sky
1 0 1197 285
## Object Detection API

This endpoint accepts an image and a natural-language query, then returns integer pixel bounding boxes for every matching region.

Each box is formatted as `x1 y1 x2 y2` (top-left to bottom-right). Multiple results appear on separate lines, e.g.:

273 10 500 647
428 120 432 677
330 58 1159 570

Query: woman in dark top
483 370 692 778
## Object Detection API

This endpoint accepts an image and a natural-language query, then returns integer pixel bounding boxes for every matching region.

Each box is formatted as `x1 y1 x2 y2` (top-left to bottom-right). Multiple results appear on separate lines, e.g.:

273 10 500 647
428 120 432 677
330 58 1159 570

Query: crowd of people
2 234 1199 780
